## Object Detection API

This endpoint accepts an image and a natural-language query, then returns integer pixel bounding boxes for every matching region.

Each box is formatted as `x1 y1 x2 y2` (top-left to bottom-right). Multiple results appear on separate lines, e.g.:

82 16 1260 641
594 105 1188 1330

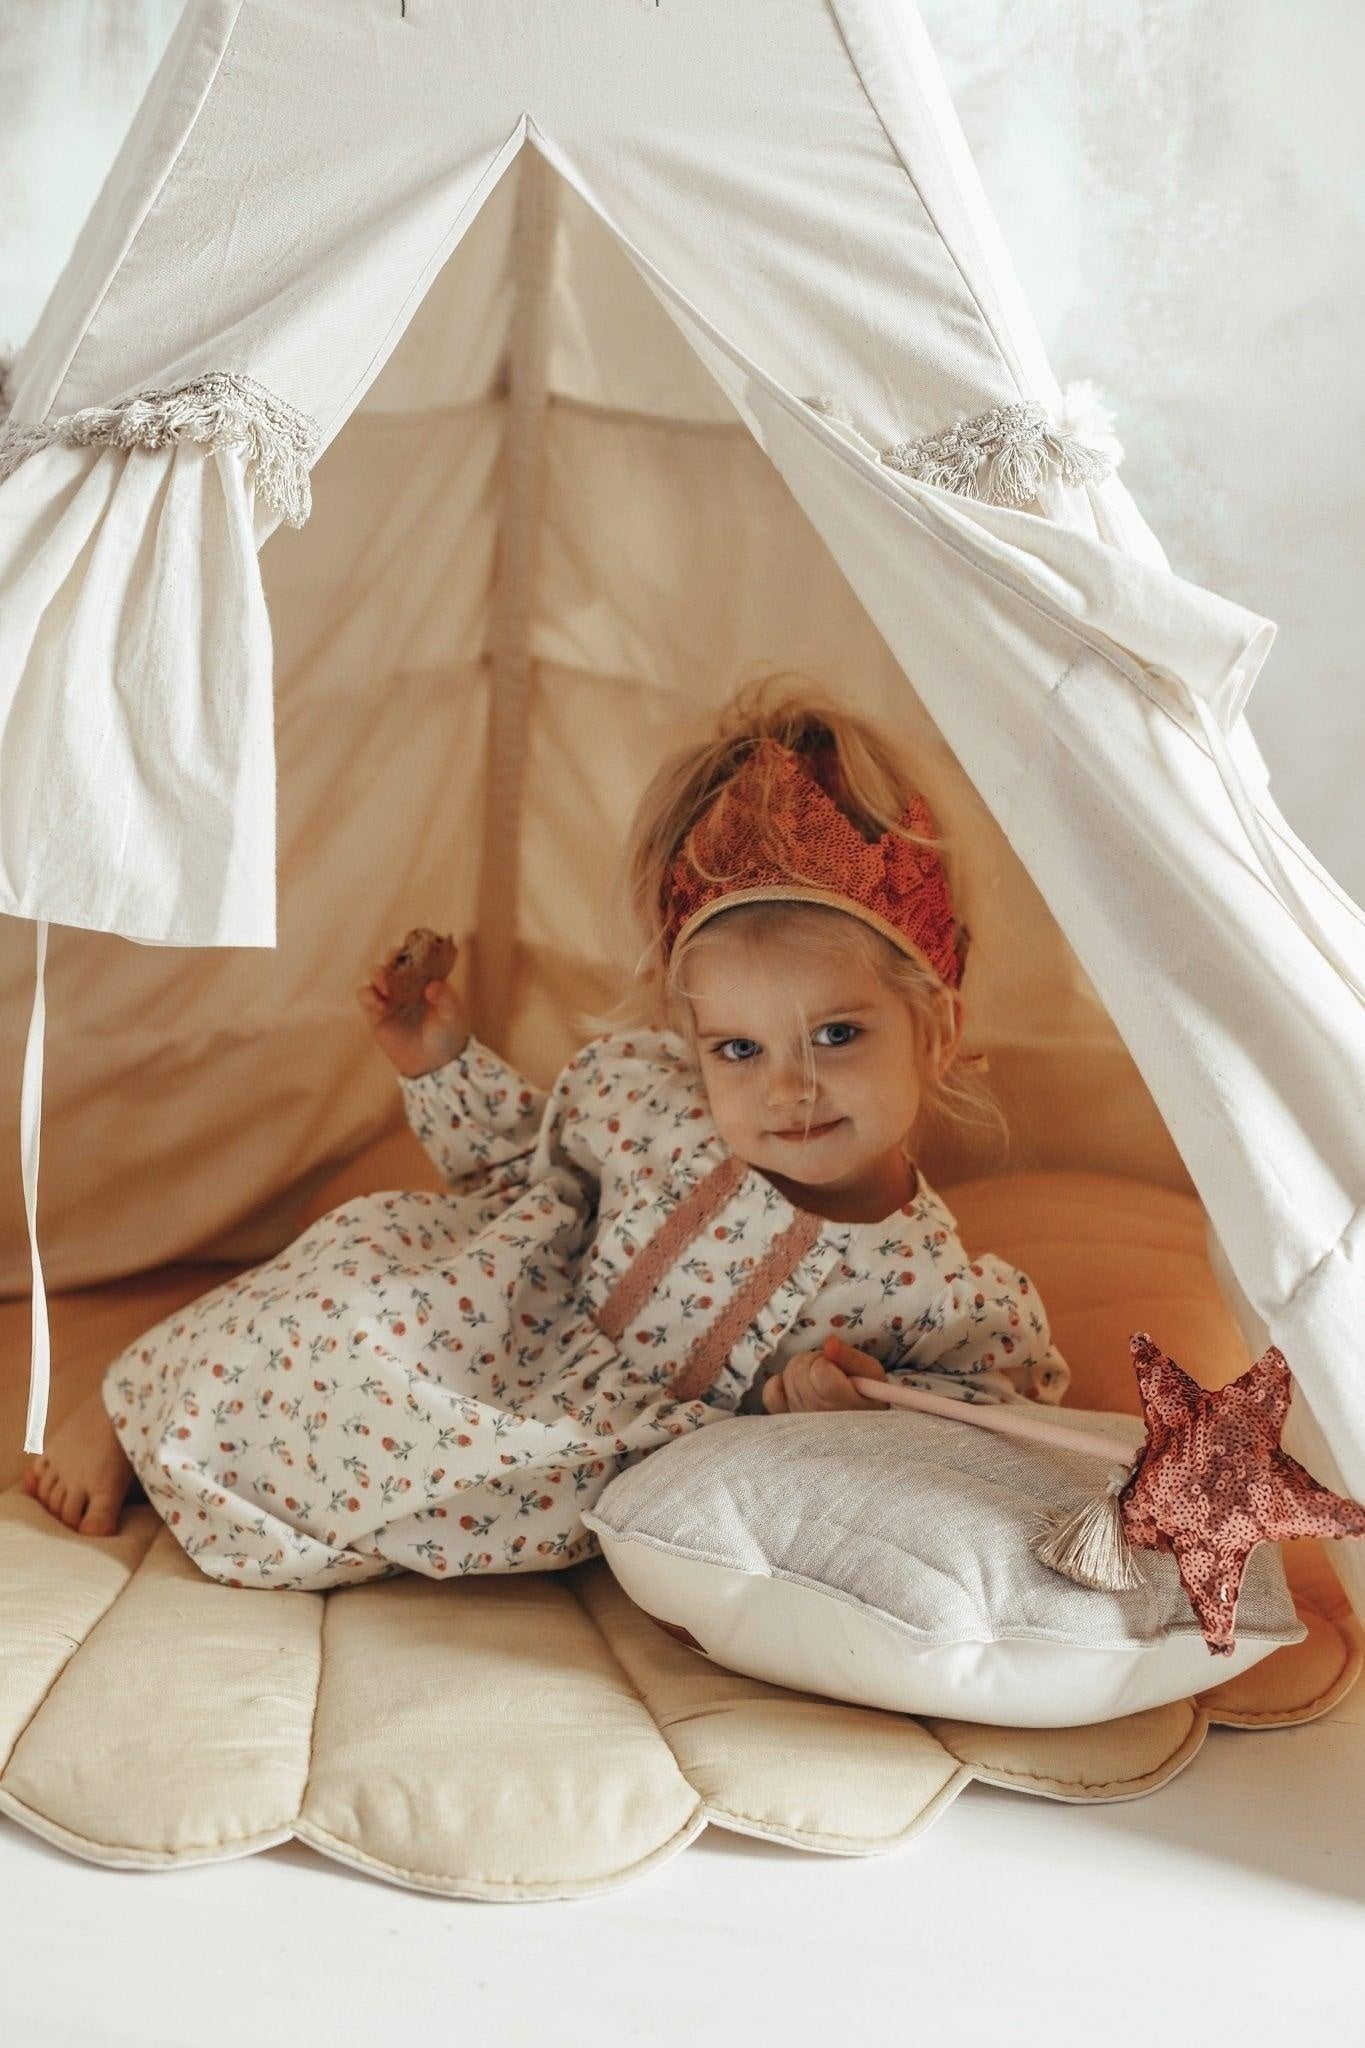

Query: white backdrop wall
0 0 1361 900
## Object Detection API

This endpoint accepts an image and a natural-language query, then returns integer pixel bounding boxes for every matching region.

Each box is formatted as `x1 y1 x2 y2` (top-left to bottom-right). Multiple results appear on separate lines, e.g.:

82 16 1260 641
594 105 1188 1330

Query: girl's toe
61 1486 89 1531
80 1497 118 1537
22 1462 42 1497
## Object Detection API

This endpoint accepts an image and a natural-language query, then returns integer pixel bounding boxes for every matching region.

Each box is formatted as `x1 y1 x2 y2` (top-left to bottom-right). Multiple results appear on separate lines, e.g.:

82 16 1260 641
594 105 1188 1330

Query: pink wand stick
848 1377 1137 1464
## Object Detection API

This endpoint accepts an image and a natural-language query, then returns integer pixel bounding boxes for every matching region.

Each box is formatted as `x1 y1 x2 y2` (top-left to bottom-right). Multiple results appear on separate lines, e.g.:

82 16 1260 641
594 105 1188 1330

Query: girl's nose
765 1056 816 1111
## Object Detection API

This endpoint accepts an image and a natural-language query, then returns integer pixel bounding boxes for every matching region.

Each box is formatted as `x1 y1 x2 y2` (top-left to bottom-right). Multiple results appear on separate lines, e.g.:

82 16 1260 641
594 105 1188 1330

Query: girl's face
682 924 957 1216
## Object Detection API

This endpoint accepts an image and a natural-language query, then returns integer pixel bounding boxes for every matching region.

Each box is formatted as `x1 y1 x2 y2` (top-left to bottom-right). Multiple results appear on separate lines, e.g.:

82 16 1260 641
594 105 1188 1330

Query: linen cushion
584 1403 1306 1727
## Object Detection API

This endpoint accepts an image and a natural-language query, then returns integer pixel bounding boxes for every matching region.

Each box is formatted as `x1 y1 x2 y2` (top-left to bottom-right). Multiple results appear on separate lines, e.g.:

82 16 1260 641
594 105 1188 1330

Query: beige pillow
584 1405 1305 1728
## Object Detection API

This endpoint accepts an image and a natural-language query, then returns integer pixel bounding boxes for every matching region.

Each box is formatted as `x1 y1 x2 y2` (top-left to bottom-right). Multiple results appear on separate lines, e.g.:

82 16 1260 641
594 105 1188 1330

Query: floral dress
102 1029 1070 1592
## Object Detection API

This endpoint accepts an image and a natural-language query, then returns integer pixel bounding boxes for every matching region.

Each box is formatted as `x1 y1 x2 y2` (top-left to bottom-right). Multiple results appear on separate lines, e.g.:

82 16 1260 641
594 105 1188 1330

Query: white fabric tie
22 919 51 1454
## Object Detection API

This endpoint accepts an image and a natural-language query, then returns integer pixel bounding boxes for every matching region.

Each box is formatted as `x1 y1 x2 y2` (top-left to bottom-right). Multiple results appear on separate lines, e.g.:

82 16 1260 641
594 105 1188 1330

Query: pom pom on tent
801 381 1121 506
879 387 1118 504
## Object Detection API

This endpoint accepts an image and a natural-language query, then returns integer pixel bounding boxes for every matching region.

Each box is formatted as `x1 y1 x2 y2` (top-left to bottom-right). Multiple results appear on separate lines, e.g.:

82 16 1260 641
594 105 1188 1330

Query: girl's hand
761 1335 893 1414
356 941 471 1078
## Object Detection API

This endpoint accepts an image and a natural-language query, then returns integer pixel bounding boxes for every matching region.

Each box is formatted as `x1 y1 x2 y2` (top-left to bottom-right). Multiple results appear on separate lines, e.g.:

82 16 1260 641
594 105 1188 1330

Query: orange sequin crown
661 738 963 986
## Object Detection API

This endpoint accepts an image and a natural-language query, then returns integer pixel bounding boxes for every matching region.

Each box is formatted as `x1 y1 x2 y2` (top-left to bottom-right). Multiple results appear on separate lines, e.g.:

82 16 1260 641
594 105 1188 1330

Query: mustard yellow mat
1 1172 1359 1899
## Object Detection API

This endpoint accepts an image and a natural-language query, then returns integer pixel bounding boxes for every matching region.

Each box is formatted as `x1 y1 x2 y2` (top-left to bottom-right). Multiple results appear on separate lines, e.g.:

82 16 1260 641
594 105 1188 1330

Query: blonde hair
582 672 1008 1159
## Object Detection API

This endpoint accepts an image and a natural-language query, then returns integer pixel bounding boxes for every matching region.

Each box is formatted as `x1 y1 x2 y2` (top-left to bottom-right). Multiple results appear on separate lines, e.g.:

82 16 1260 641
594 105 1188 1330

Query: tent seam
319 118 529 452
17 1 248 426
473 144 559 1043
823 0 1027 411
1278 1200 1364 1321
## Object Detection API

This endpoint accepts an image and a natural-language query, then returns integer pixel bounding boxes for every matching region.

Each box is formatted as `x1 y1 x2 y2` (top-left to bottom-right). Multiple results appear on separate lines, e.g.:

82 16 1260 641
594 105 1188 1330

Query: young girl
24 685 1068 1587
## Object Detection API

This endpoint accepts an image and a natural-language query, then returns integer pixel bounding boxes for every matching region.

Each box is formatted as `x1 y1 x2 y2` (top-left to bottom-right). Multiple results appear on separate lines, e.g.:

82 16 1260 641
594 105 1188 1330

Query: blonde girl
25 681 1068 1584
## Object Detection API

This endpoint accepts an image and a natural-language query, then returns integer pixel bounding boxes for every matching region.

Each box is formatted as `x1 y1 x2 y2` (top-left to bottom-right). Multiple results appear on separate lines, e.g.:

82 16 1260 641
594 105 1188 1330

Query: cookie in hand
383 928 456 1007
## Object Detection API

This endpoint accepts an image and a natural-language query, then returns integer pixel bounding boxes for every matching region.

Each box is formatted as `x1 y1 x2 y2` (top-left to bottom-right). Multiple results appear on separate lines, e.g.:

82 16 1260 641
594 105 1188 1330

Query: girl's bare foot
22 1385 135 1536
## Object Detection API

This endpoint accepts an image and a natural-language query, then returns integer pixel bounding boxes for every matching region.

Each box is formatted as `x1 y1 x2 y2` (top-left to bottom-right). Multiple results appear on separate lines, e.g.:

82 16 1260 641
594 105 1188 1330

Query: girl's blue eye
713 1024 860 1062
716 1038 761 1063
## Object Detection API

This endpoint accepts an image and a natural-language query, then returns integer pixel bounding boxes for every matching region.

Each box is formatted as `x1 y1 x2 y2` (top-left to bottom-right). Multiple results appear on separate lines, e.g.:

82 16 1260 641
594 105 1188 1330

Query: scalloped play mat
2 1161 1358 1899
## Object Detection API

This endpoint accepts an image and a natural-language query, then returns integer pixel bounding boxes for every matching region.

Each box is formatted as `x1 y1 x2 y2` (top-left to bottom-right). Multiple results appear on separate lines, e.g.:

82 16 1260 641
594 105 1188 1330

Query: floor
1 1687 1360 2048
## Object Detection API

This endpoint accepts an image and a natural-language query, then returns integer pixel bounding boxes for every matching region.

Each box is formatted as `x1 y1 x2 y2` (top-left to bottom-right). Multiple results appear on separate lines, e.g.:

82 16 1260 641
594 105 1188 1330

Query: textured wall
2 0 1361 897
920 0 1364 898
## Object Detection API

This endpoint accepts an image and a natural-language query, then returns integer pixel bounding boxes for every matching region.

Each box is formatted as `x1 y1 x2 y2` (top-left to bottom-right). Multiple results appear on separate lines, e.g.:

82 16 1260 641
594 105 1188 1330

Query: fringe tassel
0 370 320 527
1032 1460 1147 1591
880 392 1116 507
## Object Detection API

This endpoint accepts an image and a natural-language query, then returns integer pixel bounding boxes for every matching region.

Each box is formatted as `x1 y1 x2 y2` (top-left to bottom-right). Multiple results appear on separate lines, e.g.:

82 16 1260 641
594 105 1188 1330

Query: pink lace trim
593 1154 747 1342
667 1211 823 1405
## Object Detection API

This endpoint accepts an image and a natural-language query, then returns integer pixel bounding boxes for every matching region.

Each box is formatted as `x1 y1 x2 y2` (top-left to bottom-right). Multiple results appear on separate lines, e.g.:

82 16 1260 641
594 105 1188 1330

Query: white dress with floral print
101 1029 1069 1592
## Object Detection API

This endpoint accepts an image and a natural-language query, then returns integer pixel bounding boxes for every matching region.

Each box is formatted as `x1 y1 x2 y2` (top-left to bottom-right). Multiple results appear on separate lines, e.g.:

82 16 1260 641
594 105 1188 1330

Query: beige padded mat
1 1167 1360 1900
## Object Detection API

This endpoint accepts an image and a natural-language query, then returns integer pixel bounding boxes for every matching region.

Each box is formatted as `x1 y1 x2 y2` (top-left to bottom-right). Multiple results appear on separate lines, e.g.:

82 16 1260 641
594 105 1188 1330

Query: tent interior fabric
0 2 1363 1612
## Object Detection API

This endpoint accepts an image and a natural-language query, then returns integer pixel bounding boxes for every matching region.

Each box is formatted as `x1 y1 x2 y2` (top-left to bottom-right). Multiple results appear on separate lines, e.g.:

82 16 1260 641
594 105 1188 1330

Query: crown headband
661 737 963 988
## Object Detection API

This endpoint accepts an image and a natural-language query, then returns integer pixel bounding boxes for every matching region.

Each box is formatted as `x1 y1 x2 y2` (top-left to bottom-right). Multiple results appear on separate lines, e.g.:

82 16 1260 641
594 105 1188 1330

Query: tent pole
472 144 558 1048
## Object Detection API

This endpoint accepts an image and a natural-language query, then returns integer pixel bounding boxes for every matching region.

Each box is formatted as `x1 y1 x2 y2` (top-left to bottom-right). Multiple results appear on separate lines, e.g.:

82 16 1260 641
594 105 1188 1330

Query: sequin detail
1121 1334 1365 1654
662 738 962 986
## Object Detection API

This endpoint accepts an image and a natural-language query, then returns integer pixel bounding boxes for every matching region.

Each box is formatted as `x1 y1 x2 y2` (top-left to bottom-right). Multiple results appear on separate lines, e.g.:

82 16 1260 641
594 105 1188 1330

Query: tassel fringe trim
880 397 1115 507
1032 1461 1147 1592
0 370 320 527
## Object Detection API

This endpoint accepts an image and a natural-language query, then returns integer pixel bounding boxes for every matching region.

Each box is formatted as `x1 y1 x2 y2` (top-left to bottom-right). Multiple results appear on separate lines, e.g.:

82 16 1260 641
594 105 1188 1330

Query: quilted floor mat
2 1174 1360 1898
0 1490 1358 1899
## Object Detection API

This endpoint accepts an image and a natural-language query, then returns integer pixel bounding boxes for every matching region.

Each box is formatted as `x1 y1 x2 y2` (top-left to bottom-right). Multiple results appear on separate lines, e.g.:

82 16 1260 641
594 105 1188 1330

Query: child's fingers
761 1372 789 1414
810 1360 865 1409
784 1355 837 1411
822 1333 887 1379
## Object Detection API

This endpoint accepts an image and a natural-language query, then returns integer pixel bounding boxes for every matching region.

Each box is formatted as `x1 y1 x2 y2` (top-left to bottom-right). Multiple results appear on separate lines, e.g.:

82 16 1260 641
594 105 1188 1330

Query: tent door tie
21 919 51 1454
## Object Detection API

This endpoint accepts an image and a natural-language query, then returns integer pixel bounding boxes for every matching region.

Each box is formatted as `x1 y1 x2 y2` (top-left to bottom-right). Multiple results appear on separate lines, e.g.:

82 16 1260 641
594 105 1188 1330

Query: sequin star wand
850 1331 1365 1655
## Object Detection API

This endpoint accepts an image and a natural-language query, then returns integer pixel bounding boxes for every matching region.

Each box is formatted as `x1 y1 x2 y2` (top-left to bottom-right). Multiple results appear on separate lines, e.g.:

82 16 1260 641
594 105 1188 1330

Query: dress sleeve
890 1251 1071 1406
399 1035 548 1200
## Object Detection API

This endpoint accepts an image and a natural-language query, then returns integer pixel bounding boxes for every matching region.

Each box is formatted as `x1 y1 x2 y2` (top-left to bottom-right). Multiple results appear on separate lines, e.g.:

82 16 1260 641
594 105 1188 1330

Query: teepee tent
1 0 1362 1615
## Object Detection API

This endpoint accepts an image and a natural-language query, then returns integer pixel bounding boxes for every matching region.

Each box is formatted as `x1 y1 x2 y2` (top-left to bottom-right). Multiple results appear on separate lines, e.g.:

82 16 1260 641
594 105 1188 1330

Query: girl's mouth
770 1117 844 1142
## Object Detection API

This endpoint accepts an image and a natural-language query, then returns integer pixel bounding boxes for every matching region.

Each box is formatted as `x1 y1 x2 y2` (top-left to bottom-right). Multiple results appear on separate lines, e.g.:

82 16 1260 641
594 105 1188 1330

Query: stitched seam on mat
1205 1619 1360 1726
943 1704 1205 1794
562 1564 671 1727
298 1587 328 1813
703 1762 973 1847
561 1565 773 1805
296 1806 706 1892
0 1510 160 1774
0 1787 292 1859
